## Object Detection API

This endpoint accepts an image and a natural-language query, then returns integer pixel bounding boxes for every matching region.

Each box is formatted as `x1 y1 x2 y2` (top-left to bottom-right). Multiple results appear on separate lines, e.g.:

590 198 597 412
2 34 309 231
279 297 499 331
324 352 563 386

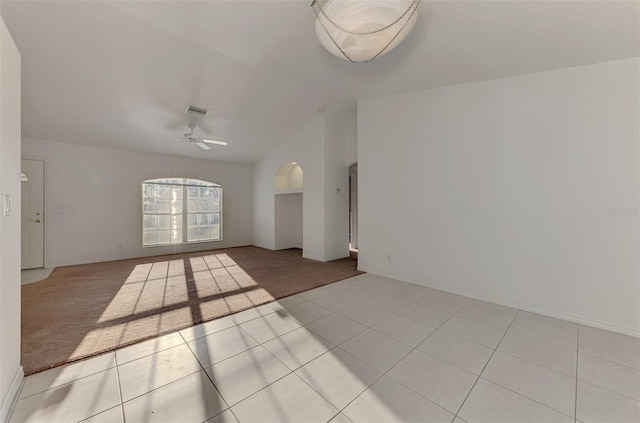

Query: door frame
21 158 45 269
348 163 358 251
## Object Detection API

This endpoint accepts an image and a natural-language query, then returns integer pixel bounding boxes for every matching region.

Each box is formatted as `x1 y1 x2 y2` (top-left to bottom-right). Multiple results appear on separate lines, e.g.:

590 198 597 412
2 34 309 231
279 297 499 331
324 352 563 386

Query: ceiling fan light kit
311 0 420 62
168 123 228 151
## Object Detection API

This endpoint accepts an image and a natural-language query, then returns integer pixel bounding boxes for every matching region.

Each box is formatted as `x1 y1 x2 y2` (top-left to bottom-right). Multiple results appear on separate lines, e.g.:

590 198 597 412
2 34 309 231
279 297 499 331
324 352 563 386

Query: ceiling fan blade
168 140 188 147
195 141 211 151
201 139 228 146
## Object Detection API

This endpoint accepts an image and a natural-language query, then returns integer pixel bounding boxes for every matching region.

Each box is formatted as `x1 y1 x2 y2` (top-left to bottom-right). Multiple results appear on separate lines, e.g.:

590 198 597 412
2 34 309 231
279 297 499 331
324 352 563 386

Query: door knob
31 218 42 223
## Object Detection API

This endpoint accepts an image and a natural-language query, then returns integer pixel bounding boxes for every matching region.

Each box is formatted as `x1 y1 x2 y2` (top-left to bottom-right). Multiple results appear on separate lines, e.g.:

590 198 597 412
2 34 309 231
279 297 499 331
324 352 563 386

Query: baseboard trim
47 243 254 268
0 366 24 423
303 253 350 263
302 253 326 262
358 265 640 339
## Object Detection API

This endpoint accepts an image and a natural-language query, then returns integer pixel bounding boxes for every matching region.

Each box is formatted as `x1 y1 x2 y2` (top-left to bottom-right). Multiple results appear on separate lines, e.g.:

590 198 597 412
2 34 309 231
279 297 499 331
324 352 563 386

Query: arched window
142 178 222 246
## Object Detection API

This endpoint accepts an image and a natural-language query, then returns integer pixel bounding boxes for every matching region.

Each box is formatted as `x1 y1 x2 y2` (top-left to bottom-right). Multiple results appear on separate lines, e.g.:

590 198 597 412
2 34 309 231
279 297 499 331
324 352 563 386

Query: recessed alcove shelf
274 162 303 191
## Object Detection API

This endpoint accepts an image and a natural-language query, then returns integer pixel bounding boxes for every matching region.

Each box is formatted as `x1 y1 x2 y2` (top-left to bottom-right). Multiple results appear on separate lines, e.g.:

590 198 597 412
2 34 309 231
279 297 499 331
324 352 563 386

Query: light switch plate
3 195 11 216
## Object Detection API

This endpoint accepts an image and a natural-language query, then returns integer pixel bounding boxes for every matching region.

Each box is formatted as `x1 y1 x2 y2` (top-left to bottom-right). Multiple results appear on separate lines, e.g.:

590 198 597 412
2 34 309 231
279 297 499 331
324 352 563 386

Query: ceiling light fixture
311 0 420 63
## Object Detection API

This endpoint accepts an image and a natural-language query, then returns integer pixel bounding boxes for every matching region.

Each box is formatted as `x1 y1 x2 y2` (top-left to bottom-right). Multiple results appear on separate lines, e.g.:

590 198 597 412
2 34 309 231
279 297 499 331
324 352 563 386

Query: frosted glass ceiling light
311 0 420 62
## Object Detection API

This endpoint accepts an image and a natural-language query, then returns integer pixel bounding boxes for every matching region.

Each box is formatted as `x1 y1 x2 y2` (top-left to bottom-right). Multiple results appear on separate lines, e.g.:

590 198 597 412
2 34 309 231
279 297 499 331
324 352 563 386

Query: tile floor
9 273 640 423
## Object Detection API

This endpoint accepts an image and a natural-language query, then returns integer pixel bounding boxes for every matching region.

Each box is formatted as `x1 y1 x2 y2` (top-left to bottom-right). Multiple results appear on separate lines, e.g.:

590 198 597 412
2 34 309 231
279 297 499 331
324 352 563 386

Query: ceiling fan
168 123 228 151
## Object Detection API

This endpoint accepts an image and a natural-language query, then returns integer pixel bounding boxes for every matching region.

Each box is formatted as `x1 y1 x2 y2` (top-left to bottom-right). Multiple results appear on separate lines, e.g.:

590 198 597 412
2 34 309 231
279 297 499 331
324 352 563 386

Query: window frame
141 178 223 247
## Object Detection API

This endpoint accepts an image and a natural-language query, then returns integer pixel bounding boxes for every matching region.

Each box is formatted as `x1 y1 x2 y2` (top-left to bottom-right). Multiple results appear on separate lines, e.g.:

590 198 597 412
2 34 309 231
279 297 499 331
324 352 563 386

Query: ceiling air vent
185 105 209 117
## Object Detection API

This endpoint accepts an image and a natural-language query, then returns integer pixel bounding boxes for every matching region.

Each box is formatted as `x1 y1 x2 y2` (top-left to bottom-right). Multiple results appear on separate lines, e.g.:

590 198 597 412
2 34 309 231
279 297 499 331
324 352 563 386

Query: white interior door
21 159 44 269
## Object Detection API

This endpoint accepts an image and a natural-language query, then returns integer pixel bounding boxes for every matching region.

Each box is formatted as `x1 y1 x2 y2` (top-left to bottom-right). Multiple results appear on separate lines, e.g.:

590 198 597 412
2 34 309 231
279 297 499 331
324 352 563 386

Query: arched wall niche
274 162 303 191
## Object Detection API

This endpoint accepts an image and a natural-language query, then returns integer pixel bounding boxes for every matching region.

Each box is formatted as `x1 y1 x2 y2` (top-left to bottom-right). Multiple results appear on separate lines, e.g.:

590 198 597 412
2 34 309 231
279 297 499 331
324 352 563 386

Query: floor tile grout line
492 348 577 379
576 349 640 372
336 295 479 419
409 347 487 380
444 313 510 331
182 318 348 416
171 280 632 419
366 323 437 348
453 308 520 419
357 297 639 411
334 296 480 421
576 379 640 404
469 376 579 420
178 329 234 418
116 335 187 366
203 340 295 409
334 303 393 326
219 358 316 412
508 327 579 351
179 322 236 344
25 276 636 423
436 325 503 350
180 327 259 375
189 315 336 376
242 302 400 420
578 328 640 347
18 354 119 401
303 314 368 345
118 366 203 405
285 349 352 421
238 311 308 344
504 328 578 352
217 364 292 408
575 325 579 423
75 405 122 423
113 352 126 423
122 283 386 355
379 298 487 408
224 405 243 423
379 372 466 420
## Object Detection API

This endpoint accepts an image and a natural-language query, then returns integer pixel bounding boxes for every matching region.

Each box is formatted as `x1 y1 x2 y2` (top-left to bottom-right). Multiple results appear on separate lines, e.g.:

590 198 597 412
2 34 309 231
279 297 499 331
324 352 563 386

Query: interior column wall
252 114 326 260
323 109 350 261
252 108 353 262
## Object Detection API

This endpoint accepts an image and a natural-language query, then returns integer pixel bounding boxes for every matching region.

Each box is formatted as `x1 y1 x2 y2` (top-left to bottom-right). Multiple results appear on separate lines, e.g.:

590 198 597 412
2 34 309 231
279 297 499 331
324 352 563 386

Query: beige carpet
22 246 362 375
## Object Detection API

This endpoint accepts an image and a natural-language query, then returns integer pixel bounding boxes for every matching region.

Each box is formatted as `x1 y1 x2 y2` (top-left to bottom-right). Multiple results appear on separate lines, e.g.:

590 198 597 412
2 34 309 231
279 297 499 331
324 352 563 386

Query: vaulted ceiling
2 1 638 164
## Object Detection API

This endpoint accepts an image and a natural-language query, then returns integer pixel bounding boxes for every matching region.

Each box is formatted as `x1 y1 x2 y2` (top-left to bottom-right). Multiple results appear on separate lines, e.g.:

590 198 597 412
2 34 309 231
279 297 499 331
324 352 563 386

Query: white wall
22 138 253 267
344 107 357 167
358 57 640 336
0 14 22 420
252 115 326 260
274 193 302 250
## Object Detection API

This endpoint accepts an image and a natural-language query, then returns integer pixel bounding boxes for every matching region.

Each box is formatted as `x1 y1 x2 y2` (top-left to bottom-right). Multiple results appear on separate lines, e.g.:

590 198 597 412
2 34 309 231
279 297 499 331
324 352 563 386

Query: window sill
142 238 224 248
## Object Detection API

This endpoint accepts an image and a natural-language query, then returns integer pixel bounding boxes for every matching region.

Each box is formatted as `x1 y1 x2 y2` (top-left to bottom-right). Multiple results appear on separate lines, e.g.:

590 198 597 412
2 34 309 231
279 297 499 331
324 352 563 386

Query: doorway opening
349 163 358 253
